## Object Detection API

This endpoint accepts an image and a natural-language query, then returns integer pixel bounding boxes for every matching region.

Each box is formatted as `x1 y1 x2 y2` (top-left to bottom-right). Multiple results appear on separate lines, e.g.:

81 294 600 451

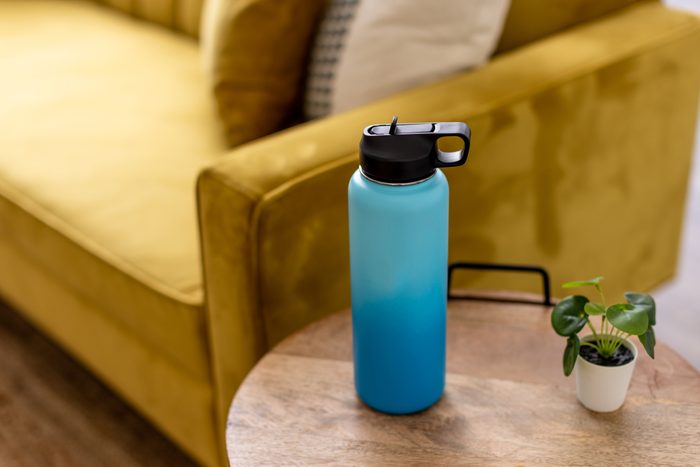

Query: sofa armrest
197 0 700 448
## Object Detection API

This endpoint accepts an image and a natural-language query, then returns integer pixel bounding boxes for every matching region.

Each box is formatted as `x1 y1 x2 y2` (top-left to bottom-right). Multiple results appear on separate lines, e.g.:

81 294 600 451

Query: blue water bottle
348 117 471 414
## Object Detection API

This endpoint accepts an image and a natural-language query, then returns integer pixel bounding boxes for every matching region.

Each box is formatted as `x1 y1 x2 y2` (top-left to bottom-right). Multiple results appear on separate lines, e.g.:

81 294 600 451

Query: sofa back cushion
95 0 204 37
201 0 327 146
495 0 648 53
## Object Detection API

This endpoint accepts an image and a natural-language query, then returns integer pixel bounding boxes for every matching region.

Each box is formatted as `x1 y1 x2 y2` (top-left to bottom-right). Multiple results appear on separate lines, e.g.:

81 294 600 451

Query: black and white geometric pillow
304 0 360 120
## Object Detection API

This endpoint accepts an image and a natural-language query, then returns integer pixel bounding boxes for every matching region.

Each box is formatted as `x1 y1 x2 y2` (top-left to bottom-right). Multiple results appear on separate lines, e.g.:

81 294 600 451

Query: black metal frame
448 262 552 306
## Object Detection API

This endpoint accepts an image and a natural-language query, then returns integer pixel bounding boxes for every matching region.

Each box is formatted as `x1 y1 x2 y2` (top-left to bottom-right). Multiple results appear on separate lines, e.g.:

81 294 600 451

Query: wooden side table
227 292 700 465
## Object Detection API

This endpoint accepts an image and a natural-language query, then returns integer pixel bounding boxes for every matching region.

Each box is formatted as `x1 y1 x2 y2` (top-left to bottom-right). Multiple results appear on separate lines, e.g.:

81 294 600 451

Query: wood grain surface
0 299 195 467
228 292 700 466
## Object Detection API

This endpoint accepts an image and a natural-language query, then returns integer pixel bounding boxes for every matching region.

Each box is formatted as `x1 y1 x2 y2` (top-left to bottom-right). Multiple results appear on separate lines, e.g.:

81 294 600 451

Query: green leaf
563 335 580 376
562 276 604 289
551 295 589 336
638 327 656 359
606 303 649 335
625 292 656 326
584 302 606 316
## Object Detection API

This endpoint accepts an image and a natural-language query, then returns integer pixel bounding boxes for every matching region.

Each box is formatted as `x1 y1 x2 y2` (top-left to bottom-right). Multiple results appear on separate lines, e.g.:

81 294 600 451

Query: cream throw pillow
331 0 510 114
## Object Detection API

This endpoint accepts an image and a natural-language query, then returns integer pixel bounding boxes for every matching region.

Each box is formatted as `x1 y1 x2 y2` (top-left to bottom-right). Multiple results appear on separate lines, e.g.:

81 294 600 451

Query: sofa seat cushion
0 0 226 378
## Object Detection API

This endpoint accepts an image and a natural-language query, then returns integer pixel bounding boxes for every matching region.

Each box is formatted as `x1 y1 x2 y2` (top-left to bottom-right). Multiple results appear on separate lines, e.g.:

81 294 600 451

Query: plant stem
581 342 601 351
595 284 607 308
595 317 604 355
595 283 611 355
601 316 612 355
602 319 608 337
610 332 620 354
610 328 620 353
587 320 599 341
607 328 630 355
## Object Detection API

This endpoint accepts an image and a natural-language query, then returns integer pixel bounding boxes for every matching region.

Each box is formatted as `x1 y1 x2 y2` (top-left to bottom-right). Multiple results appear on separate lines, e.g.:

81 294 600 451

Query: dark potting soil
580 344 634 367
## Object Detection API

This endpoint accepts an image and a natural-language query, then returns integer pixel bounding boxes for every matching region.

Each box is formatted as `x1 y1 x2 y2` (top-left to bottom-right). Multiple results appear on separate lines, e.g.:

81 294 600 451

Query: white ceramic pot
575 334 638 412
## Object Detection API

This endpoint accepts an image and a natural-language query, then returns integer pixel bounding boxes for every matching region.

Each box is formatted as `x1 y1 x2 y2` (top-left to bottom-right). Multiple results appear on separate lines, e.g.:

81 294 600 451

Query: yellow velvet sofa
1 0 699 465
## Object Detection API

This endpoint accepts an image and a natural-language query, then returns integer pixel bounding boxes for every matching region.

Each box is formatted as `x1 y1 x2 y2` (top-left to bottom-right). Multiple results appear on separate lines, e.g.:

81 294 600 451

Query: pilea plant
551 276 656 376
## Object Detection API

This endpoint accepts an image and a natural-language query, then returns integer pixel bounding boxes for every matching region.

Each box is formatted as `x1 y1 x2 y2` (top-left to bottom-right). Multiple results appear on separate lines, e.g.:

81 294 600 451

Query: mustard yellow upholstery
0 1 699 467
201 0 327 146
96 0 204 37
0 1 224 464
495 0 644 53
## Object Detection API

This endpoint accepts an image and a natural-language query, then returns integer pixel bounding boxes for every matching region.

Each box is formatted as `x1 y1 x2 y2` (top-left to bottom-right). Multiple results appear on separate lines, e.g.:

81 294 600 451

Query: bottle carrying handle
361 117 471 183
432 122 471 168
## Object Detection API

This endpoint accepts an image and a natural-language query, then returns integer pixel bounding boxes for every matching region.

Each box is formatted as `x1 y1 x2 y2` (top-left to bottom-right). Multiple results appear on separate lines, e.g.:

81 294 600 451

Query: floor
652 0 700 370
0 300 196 467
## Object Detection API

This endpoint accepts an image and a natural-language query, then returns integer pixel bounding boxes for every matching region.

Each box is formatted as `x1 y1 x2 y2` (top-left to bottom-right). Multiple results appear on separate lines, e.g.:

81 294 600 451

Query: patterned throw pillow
303 0 360 120
304 0 510 119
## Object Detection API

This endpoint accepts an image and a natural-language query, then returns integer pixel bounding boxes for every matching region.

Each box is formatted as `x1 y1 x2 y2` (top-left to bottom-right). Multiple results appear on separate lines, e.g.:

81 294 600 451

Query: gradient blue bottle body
348 168 449 414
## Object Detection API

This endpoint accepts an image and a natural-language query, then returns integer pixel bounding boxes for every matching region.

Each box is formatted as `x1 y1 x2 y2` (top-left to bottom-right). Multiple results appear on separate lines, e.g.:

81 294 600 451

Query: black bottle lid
359 117 471 184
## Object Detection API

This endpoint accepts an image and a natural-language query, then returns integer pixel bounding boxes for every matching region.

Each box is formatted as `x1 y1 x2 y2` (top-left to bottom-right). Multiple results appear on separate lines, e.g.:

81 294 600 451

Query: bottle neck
359 167 436 186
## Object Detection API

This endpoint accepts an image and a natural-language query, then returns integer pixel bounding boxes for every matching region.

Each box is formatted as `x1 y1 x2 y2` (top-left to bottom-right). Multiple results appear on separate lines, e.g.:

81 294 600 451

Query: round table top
227 292 700 466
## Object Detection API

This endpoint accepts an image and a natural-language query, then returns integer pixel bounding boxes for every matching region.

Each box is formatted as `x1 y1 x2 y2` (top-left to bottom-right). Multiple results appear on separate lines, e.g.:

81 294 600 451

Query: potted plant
551 276 656 412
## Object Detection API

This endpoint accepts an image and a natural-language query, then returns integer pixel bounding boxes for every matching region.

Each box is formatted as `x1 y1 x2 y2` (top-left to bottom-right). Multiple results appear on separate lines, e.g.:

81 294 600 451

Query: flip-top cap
359 117 471 184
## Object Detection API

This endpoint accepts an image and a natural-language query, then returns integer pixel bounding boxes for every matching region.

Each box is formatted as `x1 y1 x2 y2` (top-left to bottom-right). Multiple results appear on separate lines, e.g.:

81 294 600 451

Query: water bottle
348 117 471 414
